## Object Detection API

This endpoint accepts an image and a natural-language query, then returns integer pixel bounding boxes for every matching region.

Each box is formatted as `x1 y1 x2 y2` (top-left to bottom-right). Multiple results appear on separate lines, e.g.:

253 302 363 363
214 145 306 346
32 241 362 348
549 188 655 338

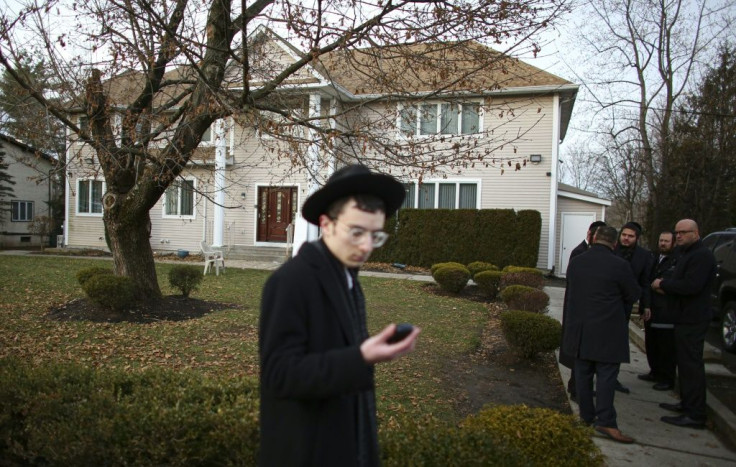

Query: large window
400 101 481 137
11 200 33 221
77 179 104 215
401 181 479 209
164 179 195 217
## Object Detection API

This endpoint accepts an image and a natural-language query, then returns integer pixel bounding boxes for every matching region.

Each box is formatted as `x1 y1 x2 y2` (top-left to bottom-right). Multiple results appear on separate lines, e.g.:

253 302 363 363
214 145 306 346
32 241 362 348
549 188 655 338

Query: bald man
651 219 716 429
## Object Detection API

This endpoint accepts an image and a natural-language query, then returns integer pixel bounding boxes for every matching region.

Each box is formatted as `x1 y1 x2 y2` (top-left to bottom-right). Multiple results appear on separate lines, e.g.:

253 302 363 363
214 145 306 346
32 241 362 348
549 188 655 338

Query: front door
257 186 297 242
560 212 596 276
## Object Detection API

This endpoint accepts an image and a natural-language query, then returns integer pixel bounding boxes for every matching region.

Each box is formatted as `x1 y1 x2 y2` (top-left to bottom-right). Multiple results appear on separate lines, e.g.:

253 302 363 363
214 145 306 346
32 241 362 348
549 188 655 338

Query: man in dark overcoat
652 219 716 429
259 165 420 467
563 226 641 443
560 220 607 399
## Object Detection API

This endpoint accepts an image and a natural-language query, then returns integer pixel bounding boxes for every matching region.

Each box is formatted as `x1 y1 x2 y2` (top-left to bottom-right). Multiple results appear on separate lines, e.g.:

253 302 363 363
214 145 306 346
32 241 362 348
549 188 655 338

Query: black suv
702 228 736 352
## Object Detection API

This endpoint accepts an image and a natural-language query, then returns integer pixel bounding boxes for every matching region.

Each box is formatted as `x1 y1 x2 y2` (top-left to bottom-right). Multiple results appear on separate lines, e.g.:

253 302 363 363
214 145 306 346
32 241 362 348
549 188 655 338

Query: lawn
0 254 490 423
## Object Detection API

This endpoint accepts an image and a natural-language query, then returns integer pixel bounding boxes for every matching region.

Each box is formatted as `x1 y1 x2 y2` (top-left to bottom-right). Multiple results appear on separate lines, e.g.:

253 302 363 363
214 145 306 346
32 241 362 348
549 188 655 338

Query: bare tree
0 0 569 299
558 141 602 193
567 0 733 243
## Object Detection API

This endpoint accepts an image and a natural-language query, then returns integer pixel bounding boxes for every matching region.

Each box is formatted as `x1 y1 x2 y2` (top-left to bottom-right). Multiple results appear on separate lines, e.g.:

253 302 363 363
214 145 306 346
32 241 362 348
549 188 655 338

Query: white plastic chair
200 241 225 276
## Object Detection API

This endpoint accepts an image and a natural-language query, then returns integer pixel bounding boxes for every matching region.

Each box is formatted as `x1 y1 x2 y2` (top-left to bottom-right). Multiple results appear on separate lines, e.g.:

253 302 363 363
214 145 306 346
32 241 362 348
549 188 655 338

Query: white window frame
163 177 197 219
76 178 106 216
401 179 481 210
398 100 483 138
11 200 34 222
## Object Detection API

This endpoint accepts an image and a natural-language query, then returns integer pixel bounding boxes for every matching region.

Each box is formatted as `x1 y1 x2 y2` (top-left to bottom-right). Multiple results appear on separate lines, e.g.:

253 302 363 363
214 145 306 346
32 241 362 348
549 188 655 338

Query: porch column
306 93 322 241
213 118 226 247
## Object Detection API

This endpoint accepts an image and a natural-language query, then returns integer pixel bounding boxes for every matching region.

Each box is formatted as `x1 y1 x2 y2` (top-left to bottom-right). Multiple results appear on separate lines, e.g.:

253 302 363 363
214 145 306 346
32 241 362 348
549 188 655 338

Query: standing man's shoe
614 380 630 394
660 415 705 429
659 402 684 412
594 426 635 443
653 382 674 391
637 373 657 382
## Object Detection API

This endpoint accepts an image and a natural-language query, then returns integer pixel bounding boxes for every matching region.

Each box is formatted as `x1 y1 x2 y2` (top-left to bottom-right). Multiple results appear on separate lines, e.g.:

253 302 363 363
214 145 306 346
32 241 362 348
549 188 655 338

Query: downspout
306 93 322 241
213 119 226 247
547 94 561 271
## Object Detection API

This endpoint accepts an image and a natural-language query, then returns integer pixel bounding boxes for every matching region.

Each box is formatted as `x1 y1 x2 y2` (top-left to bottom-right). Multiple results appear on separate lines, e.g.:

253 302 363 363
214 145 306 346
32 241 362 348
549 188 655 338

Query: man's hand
361 323 421 365
642 308 652 322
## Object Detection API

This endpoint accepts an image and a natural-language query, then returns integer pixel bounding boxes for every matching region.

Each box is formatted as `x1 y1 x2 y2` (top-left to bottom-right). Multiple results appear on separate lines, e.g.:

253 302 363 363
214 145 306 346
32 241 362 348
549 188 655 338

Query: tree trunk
104 207 161 300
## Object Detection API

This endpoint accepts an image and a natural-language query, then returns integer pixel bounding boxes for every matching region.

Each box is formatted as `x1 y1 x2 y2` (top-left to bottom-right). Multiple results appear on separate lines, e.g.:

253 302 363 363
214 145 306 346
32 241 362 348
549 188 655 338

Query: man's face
320 200 386 268
619 228 638 247
658 233 674 254
674 220 699 247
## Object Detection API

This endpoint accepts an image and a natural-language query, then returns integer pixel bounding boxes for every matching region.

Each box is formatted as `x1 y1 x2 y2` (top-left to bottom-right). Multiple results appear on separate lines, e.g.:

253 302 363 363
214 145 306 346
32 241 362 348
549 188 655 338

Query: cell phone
387 323 414 344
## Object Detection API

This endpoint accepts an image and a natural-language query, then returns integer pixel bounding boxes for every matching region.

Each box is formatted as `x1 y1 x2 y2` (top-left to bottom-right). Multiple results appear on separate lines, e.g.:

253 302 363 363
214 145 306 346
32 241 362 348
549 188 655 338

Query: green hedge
500 310 562 358
372 209 542 268
0 358 259 465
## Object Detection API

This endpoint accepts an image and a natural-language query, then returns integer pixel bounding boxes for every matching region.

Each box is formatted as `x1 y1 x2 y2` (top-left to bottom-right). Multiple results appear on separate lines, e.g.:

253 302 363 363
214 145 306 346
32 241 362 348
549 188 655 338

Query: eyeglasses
675 230 694 236
333 220 389 247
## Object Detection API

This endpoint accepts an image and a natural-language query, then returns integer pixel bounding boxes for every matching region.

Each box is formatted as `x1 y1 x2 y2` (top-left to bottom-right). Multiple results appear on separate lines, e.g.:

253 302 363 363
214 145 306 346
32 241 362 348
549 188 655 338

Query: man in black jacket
563 226 641 443
640 231 678 390
614 221 653 394
652 219 716 429
259 165 421 466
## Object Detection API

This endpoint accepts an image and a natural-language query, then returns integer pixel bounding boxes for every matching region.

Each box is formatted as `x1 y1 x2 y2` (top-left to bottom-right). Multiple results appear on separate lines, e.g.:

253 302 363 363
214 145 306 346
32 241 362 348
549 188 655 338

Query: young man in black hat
259 165 421 467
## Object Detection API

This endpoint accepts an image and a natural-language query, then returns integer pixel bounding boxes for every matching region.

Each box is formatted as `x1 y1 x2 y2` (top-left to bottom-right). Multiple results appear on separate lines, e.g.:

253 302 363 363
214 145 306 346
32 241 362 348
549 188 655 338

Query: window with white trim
11 200 34 221
400 101 482 137
401 181 478 209
164 179 195 218
77 179 105 215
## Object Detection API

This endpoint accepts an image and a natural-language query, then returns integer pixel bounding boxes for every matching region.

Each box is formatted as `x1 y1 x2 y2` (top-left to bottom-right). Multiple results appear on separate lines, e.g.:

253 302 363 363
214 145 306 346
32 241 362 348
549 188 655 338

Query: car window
703 234 722 251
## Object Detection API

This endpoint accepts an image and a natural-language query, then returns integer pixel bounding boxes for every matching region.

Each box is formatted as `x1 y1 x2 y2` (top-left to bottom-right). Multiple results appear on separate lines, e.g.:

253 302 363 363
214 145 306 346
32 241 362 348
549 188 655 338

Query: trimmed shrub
500 285 549 313
430 262 467 276
0 358 260 466
474 270 504 299
461 404 603 466
467 261 499 279
168 265 203 297
75 267 113 286
433 265 471 294
380 412 526 466
502 265 543 274
501 270 544 289
81 274 136 311
500 310 562 358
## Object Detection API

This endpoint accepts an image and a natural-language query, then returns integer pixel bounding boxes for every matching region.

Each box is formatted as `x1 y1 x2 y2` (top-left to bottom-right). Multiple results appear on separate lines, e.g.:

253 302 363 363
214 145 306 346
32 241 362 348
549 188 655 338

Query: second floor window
78 179 104 214
11 200 34 221
164 179 195 217
400 102 481 137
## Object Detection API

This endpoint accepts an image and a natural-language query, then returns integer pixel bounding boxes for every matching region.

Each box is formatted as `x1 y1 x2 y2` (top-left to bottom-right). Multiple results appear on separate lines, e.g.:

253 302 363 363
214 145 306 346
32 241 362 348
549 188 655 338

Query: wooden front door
257 186 297 242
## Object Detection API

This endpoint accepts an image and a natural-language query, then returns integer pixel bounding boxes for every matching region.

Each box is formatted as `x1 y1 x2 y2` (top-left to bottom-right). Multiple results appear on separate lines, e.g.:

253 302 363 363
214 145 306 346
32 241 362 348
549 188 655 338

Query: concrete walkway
4 250 736 464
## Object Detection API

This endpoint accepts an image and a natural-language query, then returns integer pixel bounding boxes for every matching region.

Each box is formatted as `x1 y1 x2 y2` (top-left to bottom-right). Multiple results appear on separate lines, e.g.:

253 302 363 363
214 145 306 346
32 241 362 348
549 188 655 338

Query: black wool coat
562 244 642 364
649 252 678 324
259 241 377 467
615 244 653 317
659 239 717 324
558 239 590 369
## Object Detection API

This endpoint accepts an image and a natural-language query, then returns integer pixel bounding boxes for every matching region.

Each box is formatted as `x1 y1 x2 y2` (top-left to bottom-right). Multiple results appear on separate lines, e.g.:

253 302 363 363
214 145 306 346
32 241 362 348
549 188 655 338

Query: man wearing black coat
563 226 641 443
640 231 678 390
259 165 421 466
613 221 653 394
652 219 716 429
560 220 607 398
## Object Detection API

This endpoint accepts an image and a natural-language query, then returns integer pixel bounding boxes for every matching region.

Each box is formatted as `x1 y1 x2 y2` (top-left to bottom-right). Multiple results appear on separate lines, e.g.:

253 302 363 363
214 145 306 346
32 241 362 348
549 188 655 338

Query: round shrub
433 265 471 294
82 274 136 311
474 270 504 299
500 285 549 313
380 412 525 466
168 265 203 298
502 265 542 274
461 405 603 466
500 310 562 358
467 261 499 279
76 267 113 286
501 270 544 289
430 262 467 277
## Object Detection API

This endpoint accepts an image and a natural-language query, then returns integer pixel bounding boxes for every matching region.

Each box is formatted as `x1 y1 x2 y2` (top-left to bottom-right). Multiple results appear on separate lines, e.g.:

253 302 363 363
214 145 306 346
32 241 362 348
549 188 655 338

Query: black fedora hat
302 164 405 225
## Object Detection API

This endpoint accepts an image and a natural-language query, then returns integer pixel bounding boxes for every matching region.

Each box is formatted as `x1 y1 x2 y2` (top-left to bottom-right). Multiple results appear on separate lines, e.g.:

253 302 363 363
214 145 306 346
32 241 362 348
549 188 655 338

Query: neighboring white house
0 133 57 248
63 27 609 274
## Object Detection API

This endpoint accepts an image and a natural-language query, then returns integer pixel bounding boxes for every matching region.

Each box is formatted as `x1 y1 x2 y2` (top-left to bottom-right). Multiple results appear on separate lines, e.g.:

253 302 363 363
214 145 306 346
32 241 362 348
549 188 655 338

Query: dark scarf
316 240 379 467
